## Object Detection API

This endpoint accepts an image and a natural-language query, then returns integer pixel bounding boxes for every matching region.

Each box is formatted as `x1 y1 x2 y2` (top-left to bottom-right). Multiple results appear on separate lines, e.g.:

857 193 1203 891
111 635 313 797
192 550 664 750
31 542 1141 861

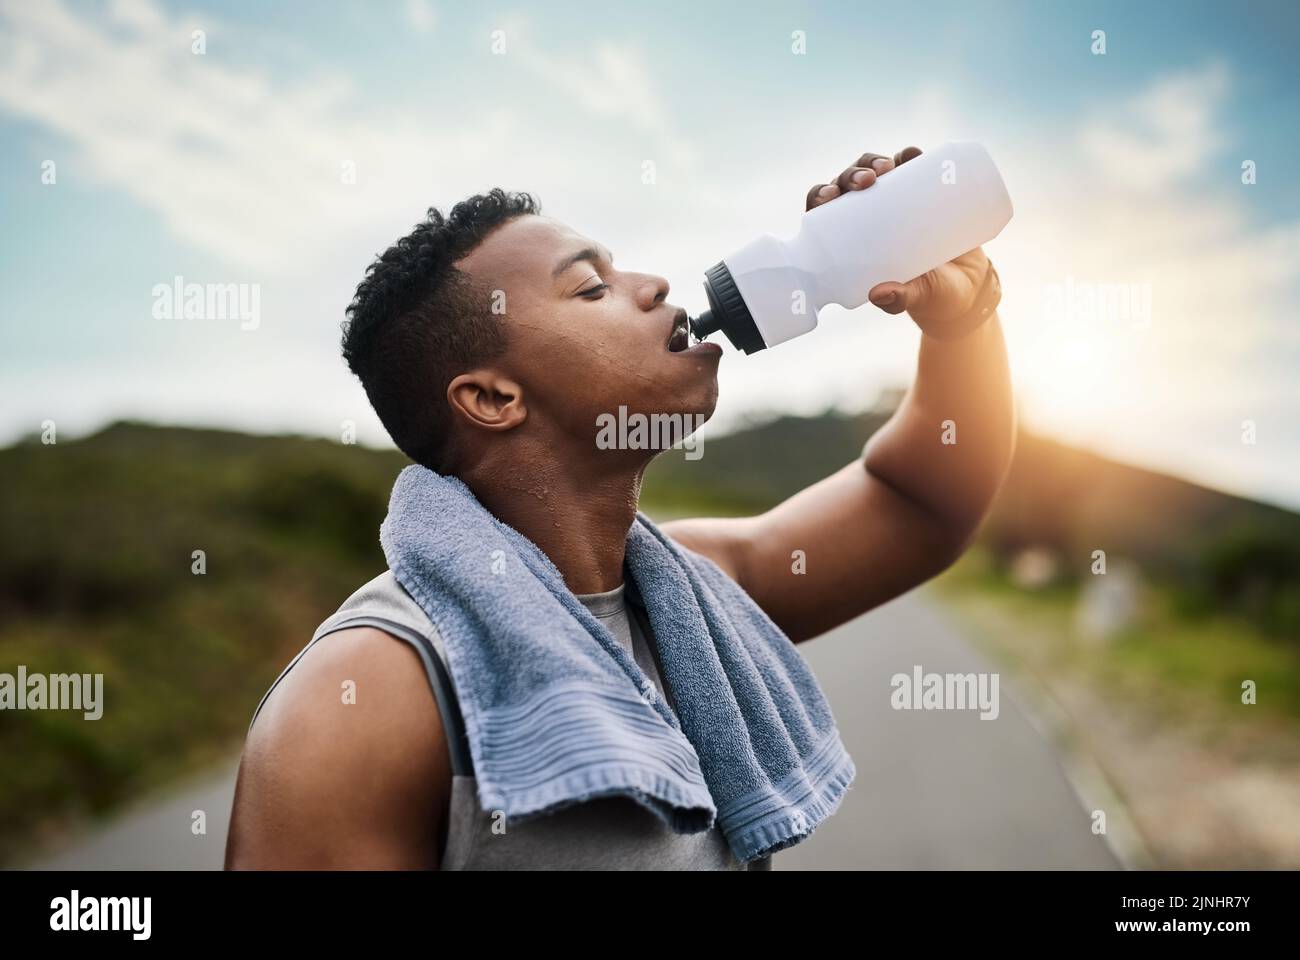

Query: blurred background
2 0 1298 869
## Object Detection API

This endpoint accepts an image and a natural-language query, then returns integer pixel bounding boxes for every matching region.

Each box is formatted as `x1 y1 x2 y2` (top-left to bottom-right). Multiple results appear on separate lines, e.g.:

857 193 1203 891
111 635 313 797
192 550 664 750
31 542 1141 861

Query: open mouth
667 310 691 352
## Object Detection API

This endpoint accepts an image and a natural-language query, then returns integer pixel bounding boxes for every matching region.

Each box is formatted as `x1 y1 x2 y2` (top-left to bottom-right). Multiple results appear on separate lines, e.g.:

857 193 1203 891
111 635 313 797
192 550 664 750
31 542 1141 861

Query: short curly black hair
342 189 540 473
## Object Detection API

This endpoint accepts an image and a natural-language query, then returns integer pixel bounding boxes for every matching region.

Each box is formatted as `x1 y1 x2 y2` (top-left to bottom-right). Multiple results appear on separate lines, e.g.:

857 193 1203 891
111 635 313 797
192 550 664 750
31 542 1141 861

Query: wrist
916 260 1002 342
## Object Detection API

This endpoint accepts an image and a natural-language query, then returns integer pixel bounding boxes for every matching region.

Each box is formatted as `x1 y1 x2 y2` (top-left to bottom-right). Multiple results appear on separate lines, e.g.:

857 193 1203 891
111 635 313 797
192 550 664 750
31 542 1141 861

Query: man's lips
679 339 722 357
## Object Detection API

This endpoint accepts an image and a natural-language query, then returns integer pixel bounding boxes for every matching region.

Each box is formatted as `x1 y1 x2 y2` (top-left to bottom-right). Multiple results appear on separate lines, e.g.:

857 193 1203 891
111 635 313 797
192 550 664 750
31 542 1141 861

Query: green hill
0 422 407 863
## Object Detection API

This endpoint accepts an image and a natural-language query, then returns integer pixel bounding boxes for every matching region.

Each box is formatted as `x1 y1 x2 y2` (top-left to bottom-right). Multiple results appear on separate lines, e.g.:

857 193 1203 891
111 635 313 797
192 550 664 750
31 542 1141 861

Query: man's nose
634 272 670 310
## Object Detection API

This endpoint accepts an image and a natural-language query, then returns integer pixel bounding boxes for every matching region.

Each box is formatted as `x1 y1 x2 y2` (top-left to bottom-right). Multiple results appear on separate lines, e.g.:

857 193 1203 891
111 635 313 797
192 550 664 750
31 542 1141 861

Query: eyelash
578 283 609 299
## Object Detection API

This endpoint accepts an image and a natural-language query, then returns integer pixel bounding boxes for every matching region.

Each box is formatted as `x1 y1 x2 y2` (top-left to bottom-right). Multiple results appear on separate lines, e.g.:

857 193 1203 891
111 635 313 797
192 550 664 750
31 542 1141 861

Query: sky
2 0 1299 508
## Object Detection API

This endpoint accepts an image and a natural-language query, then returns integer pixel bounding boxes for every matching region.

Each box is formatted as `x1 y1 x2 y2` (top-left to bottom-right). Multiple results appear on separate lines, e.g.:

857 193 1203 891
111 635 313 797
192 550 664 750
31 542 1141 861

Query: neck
459 446 646 595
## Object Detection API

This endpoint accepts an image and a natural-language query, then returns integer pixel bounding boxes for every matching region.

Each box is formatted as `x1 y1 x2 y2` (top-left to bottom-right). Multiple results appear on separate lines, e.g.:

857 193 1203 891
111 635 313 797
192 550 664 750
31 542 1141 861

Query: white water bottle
689 141 1013 352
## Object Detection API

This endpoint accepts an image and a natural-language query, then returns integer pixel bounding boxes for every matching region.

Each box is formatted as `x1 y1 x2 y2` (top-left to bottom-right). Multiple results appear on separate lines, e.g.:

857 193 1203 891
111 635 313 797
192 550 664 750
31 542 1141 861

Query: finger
805 182 841 210
834 165 877 193
855 151 898 177
810 146 920 210
867 281 910 315
893 145 923 167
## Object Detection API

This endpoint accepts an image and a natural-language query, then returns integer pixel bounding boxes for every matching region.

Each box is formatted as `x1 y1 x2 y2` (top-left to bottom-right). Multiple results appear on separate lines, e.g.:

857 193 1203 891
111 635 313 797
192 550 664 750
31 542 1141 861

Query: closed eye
577 283 608 299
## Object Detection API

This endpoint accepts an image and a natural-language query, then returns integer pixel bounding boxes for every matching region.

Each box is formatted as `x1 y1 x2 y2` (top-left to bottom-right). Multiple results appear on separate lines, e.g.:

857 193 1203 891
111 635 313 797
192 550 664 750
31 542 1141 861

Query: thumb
867 281 911 315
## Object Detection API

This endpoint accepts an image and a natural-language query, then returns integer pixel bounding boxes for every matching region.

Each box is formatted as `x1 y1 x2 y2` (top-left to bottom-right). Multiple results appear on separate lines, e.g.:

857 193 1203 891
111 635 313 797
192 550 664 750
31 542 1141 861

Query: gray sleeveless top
249 571 772 871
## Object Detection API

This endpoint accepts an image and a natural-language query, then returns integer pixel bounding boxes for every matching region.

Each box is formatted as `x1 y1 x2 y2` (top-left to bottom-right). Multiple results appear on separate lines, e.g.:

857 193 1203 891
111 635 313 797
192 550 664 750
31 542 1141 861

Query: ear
446 371 527 433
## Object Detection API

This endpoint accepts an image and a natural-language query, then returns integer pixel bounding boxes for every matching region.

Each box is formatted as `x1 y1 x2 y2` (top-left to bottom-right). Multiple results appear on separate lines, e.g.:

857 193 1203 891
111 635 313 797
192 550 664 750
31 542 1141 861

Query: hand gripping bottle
688 141 1013 353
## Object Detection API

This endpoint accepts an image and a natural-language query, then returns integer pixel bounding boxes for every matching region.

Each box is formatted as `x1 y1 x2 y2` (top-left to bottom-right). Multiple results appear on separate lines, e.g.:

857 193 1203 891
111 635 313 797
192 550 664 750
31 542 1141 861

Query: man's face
456 214 722 451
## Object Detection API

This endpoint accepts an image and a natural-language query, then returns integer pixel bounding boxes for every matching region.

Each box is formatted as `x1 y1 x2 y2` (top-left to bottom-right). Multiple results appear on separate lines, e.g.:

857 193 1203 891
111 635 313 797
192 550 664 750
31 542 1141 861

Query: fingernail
874 158 894 173
817 184 839 198
850 170 872 186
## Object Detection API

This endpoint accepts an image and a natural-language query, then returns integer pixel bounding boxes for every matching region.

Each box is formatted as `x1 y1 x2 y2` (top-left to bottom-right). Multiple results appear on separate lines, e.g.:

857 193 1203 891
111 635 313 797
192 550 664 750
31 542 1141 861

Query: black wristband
921 260 1001 341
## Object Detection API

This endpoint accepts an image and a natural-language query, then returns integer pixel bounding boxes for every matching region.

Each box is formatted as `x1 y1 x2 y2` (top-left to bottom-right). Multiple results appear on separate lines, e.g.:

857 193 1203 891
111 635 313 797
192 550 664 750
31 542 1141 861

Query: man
225 146 1015 869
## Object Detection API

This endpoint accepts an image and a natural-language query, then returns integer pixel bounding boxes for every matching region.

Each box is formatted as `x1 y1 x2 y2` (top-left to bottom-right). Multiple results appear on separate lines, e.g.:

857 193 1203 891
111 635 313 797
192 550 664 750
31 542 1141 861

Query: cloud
0 0 427 270
992 61 1300 503
485 13 693 169
0 0 714 274
405 0 436 35
0 0 659 274
1079 61 1230 190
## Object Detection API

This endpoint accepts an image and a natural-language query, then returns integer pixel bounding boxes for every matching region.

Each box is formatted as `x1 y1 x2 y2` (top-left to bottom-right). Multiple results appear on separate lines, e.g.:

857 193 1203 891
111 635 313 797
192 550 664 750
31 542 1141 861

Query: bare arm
224 627 451 869
663 146 1015 643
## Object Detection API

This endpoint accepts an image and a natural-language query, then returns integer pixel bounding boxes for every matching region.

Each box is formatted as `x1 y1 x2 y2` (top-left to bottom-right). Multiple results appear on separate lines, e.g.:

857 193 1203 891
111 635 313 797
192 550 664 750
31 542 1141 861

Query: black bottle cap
690 308 721 338
689 261 767 354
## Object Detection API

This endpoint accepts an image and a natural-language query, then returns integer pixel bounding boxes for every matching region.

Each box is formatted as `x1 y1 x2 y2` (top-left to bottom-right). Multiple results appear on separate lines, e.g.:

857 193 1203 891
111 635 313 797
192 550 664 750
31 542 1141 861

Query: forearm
863 311 1015 540
666 315 1014 640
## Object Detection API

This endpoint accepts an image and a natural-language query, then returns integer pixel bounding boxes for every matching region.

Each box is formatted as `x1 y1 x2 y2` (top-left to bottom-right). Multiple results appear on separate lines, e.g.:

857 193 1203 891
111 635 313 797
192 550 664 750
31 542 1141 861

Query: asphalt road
25 592 1119 870
781 591 1120 869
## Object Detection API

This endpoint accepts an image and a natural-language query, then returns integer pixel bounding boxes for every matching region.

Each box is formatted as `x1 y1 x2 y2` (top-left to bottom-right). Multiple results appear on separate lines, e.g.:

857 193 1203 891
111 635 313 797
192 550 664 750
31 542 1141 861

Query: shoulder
657 515 757 588
253 623 447 756
226 622 451 869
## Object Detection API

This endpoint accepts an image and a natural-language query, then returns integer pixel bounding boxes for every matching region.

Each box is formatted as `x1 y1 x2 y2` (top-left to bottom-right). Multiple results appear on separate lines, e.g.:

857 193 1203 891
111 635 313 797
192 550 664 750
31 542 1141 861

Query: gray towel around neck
380 465 856 863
